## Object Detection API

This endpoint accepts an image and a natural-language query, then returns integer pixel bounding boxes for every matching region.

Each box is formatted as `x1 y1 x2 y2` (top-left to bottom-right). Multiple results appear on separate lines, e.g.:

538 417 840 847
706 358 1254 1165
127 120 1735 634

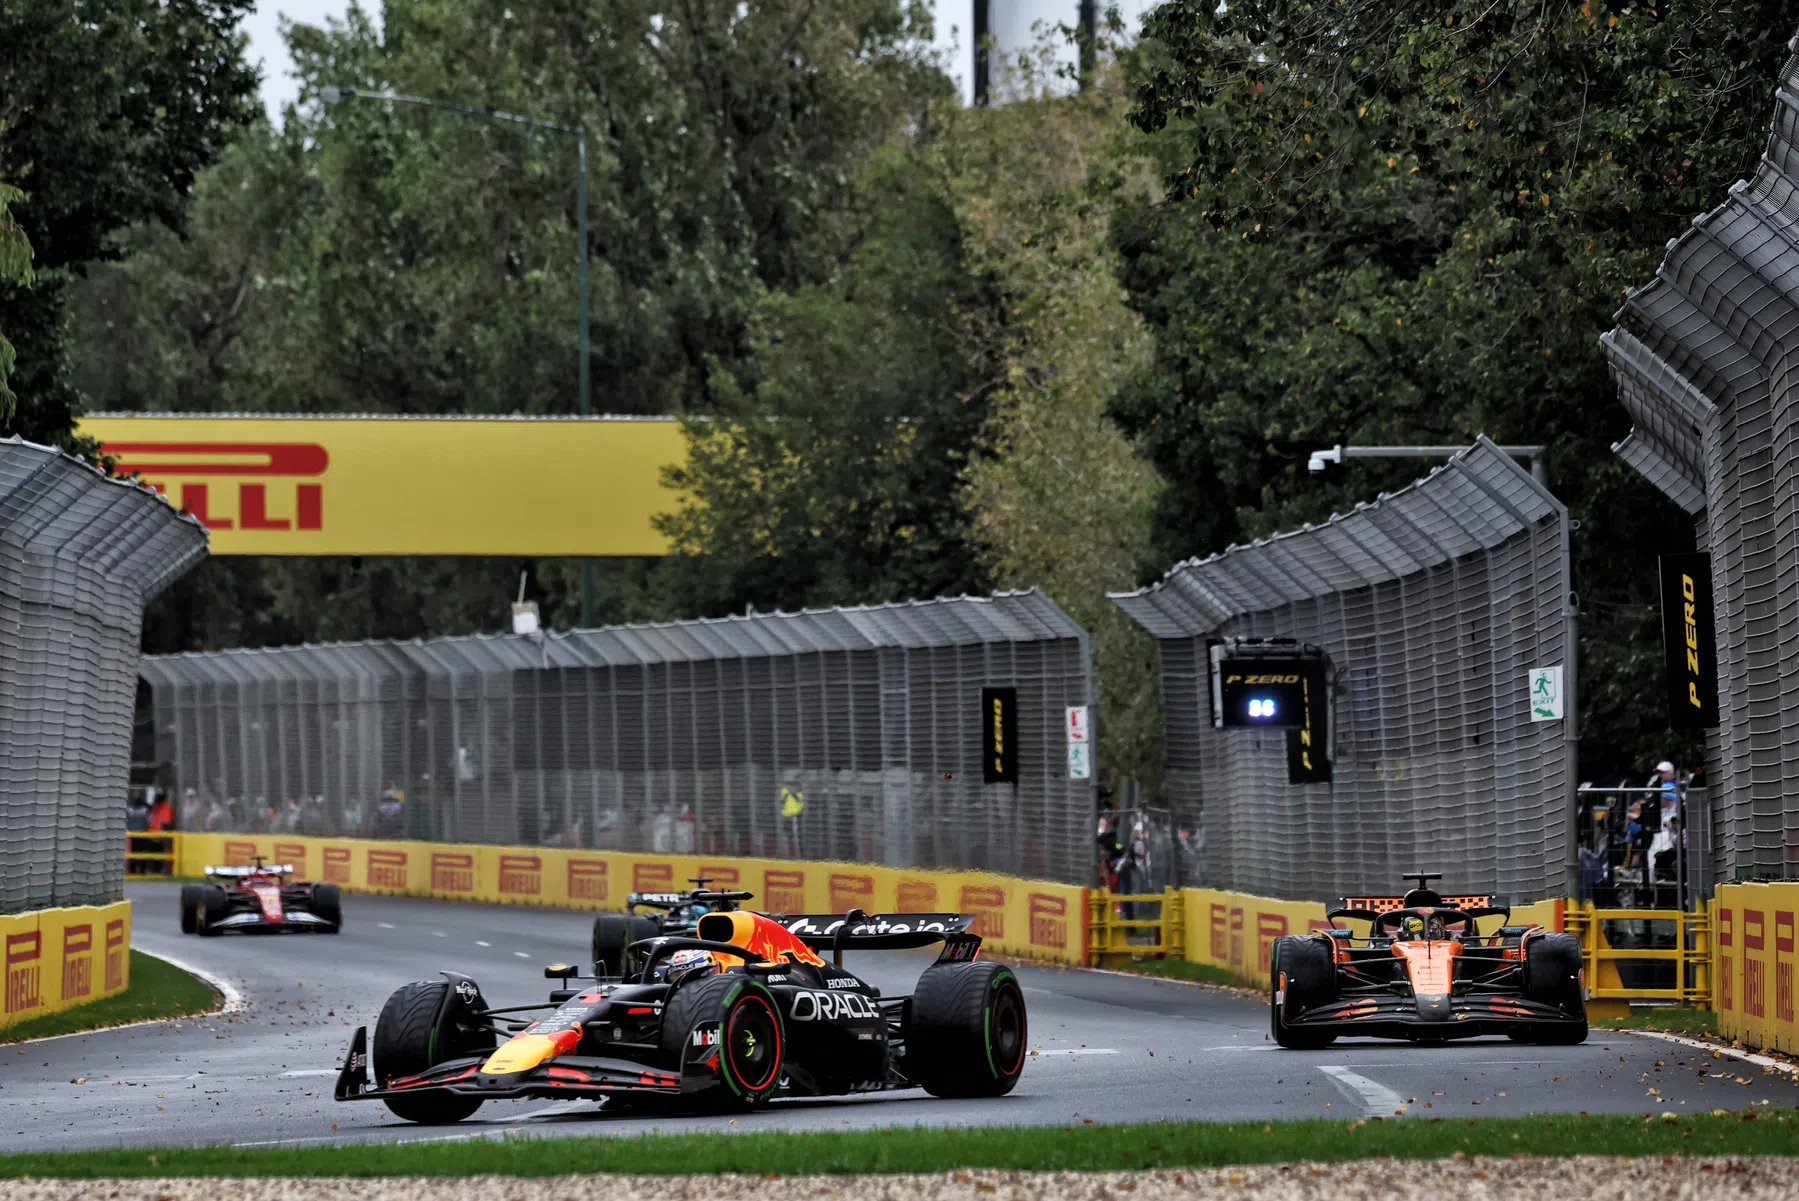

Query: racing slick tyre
179 884 201 935
591 912 659 978
1271 935 1338 1050
371 980 488 1124
659 974 784 1110
195 885 228 937
309 883 343 933
1516 932 1587 1045
907 960 1027 1098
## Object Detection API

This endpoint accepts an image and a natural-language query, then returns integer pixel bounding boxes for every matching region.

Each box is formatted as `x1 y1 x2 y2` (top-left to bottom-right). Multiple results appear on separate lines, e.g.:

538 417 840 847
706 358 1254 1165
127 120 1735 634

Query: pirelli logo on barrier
1028 893 1068 950
322 846 352 885
275 842 308 878
498 855 542 898
367 849 409 890
5 932 41 1015
100 441 327 534
896 880 938 913
1746 909 1768 1019
960 885 1006 940
224 840 259 865
568 859 608 902
1719 906 1735 1012
830 873 874 914
1256 912 1290 974
432 853 476 894
633 863 674 893
60 924 93 1002
699 865 741 887
105 919 125 993
1779 911 1795 1026
763 870 806 914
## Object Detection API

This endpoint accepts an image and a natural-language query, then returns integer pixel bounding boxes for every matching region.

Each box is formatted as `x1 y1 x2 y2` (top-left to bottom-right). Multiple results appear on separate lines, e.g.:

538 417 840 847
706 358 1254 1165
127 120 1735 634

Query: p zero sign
980 687 1018 784
1659 552 1719 729
76 415 686 557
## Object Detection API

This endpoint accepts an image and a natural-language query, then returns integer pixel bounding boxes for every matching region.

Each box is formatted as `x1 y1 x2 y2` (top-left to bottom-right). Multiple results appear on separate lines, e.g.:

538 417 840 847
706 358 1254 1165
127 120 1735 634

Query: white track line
1319 1064 1409 1116
1627 1028 1799 1075
0 948 243 1049
278 1068 339 1078
1033 1048 1119 1056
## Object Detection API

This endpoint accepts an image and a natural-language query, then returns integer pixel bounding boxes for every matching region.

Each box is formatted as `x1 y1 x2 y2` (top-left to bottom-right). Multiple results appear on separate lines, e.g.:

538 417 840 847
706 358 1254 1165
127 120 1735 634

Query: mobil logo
568 859 608 902
699 865 741 888
829 873 874 914
223 840 259 864
959 885 1006 940
498 855 542 898
1254 912 1290 974
896 880 938 913
101 441 327 534
633 863 674 893
5 931 41 1015
321 846 352 885
567 858 609 902
1028 893 1068 950
432 852 476 894
274 842 308 877
763 869 806 914
60 924 93 1001
105 919 126 992
367 848 409 890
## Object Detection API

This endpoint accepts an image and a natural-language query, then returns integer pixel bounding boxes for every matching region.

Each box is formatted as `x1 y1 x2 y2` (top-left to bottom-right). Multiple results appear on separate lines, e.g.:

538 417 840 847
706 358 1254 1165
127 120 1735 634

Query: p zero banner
74 415 686 556
981 687 1018 784
1659 552 1720 729
0 902 133 1032
169 833 1088 966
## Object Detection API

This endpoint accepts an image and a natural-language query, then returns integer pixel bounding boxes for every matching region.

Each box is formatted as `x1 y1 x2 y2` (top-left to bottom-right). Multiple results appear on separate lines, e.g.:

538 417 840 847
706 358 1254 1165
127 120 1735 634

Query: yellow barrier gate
1562 901 1711 1018
1088 889 1186 964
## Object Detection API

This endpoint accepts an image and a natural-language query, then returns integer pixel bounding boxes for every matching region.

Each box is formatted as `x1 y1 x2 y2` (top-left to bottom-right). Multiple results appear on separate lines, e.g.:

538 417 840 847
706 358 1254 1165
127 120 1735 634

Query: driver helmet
655 947 720 984
1400 915 1426 941
1425 916 1449 941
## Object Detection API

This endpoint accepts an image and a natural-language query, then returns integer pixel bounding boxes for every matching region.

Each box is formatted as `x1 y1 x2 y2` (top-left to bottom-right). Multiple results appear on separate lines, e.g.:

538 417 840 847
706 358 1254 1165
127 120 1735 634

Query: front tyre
179 884 201 935
310 883 343 933
196 885 228 937
1271 935 1337 1050
907 961 1027 1098
372 980 485 1124
1519 932 1587 1045
660 974 784 1110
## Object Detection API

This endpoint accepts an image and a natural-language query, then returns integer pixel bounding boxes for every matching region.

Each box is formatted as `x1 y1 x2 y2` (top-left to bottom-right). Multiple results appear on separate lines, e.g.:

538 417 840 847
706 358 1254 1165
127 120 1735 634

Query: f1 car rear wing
205 864 295 877
778 912 978 950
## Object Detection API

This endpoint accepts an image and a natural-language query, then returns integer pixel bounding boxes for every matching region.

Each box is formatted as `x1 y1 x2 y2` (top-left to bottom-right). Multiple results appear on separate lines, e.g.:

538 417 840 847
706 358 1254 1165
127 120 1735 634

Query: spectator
376 789 405 839
125 793 150 832
147 789 174 832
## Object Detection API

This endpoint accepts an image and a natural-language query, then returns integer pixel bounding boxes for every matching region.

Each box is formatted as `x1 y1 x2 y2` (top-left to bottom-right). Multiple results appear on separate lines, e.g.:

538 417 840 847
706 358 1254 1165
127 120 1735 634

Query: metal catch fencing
140 590 1098 883
1606 31 1799 884
0 438 209 914
1111 438 1575 904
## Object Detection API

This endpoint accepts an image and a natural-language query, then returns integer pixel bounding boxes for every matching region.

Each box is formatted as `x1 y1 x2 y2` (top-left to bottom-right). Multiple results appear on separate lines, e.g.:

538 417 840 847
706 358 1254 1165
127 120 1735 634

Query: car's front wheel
195 885 227 937
372 980 487 1124
660 974 784 1110
1517 932 1587 1045
179 884 201 935
1271 935 1337 1050
310 883 342 933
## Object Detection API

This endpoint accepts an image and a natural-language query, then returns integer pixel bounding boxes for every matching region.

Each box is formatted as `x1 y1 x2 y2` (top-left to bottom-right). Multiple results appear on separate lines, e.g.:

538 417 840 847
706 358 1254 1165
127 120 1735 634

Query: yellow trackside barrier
1562 900 1710 1019
148 831 1090 966
124 834 178 878
1713 882 1799 1053
1088 889 1186 963
0 901 133 1032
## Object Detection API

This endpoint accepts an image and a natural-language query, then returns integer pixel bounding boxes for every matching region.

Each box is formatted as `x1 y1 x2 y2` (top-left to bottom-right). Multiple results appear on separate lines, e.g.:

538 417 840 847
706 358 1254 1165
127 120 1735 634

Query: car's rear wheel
310 883 342 933
1518 932 1587 1045
179 884 201 935
1271 935 1337 1050
196 885 228 937
372 980 486 1124
592 912 660 978
660 974 784 1110
907 960 1027 1098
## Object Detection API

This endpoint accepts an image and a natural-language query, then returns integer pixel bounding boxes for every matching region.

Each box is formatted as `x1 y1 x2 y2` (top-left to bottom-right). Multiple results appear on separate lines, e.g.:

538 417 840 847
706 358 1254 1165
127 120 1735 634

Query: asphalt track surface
0 882 1792 1152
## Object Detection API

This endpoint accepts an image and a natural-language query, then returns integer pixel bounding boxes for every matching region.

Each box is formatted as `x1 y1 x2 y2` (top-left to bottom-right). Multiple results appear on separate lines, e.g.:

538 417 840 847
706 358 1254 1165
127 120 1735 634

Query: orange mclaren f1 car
1270 874 1586 1048
335 904 1026 1122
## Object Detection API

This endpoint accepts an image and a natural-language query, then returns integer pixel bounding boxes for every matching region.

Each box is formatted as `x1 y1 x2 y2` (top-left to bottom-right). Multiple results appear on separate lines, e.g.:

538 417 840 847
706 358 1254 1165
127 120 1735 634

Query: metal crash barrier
1562 899 1711 1015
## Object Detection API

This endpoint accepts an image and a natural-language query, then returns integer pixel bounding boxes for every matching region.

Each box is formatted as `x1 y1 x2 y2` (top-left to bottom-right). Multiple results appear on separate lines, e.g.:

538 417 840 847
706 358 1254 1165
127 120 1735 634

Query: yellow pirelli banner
1713 882 1799 1052
74 415 687 556
0 901 132 1032
171 833 1088 966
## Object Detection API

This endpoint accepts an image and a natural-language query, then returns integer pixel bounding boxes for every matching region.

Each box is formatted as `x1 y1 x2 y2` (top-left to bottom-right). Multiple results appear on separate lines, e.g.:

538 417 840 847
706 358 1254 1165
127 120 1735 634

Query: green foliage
0 180 33 419
0 951 216 1044
0 0 259 442
1114 0 1791 777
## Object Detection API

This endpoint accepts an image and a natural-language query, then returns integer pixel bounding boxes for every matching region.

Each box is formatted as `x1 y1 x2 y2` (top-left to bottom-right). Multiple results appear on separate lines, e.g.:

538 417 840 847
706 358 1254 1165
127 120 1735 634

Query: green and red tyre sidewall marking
719 982 782 1097
985 970 1026 1081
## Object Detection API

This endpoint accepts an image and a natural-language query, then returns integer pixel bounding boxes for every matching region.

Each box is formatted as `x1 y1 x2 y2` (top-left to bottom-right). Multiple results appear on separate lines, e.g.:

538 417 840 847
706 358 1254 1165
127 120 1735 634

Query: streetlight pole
1307 443 1548 487
322 85 594 625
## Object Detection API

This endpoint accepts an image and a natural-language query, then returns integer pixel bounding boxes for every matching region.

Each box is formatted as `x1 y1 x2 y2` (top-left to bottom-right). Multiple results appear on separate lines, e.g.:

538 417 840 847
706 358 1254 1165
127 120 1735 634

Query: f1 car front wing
1286 992 1583 1040
333 1026 702 1104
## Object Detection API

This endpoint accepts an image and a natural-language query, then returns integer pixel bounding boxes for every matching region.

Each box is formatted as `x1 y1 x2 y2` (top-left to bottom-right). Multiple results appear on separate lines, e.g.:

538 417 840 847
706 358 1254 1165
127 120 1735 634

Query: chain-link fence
1111 438 1575 903
1606 32 1799 885
141 590 1098 882
0 438 209 914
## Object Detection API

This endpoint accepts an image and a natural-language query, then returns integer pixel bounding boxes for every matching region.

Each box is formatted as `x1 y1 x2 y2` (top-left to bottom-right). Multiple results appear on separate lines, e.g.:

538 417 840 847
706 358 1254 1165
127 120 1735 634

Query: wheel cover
988 981 1026 1077
723 993 781 1094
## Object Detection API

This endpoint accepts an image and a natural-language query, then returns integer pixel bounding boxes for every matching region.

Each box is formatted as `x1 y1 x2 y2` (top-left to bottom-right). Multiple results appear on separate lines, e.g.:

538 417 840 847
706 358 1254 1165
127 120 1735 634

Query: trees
0 181 31 418
1114 0 1792 775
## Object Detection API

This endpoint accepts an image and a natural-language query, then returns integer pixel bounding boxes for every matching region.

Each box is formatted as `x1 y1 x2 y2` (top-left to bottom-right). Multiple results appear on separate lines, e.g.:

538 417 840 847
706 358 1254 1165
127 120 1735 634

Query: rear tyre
310 883 343 933
1271 935 1337 1050
907 960 1027 1098
1520 932 1587 1045
592 912 660 978
372 980 486 1124
179 884 201 935
196 885 228 937
660 974 784 1110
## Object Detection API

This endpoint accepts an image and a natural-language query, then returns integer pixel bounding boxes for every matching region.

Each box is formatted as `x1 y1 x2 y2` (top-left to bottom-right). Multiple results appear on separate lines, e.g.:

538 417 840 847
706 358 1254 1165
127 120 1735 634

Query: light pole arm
1307 444 1548 487
321 86 581 136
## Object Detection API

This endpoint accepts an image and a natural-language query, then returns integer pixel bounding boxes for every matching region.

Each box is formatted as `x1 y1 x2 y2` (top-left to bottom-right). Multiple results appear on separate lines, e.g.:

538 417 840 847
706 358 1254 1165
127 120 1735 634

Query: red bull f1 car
334 905 1026 1122
1270 874 1586 1047
179 858 342 936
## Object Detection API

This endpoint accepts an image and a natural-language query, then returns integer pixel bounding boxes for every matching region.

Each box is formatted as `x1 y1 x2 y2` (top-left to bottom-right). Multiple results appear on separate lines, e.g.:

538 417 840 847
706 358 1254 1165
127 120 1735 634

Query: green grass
1594 1006 1719 1036
0 1113 1793 1178
0 950 217 1044
1095 957 1255 990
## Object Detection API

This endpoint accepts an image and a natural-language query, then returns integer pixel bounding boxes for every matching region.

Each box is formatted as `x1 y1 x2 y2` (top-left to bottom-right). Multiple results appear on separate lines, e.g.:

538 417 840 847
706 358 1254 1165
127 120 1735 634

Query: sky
241 0 365 121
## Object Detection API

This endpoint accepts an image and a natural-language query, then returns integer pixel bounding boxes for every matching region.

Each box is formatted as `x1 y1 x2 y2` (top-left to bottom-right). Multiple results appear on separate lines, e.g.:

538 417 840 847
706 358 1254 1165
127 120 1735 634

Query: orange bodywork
1392 940 1461 1007
697 910 826 967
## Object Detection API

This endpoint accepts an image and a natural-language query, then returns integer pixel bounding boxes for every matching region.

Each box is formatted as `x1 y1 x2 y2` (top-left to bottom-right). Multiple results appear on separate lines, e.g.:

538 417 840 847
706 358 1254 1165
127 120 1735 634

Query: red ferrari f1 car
1270 874 1586 1047
179 858 342 936
335 904 1025 1122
